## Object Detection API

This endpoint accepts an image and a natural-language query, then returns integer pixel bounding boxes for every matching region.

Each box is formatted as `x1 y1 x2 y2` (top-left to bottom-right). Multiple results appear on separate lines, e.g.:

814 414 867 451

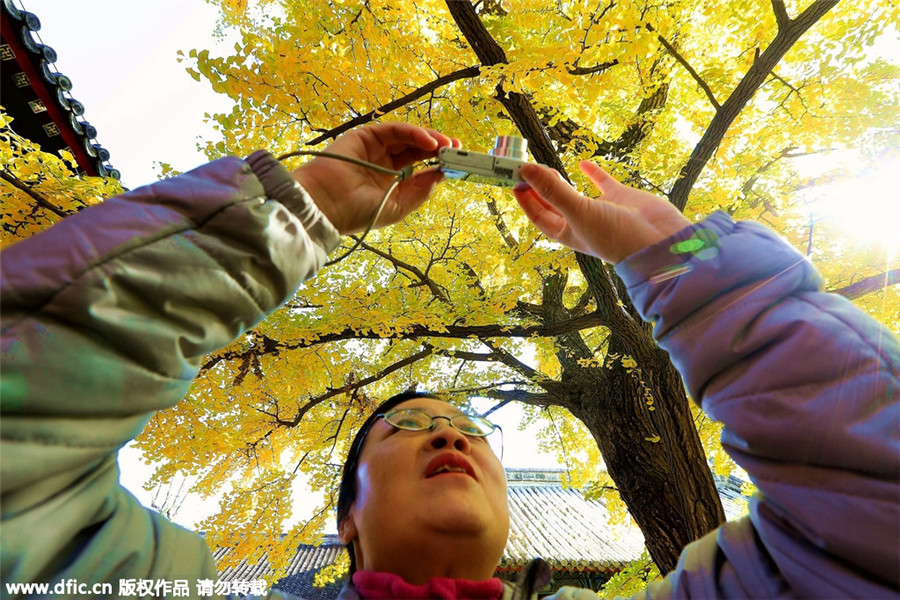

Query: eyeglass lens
384 408 495 436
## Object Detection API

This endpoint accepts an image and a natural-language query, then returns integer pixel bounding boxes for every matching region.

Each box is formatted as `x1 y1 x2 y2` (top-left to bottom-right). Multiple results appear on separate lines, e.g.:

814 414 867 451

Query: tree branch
567 59 619 76
570 288 593 316
667 0 839 211
442 0 640 362
443 0 566 174
276 344 435 427
740 145 796 202
830 268 900 301
436 342 541 382
480 398 513 417
575 253 649 361
0 170 69 218
771 0 790 29
648 25 720 110
450 380 532 394
202 309 608 373
352 236 449 302
481 338 540 380
304 66 481 145
471 388 557 410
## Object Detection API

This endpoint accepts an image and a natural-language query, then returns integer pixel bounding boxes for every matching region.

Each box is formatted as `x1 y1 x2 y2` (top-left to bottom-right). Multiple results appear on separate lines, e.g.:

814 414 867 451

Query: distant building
1 0 118 179
214 537 345 600
213 468 749 598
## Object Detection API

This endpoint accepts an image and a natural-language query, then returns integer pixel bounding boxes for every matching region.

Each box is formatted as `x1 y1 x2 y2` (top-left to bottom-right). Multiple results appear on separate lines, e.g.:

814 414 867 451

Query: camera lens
490 136 527 161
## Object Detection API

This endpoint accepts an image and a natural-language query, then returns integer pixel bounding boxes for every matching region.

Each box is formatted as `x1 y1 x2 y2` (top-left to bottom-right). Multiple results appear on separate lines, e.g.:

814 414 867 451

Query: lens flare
807 161 900 257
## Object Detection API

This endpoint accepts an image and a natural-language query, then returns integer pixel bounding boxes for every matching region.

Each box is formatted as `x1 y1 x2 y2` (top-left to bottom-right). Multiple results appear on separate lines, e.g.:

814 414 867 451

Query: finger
372 122 444 154
406 167 444 191
390 146 443 169
387 169 444 222
513 183 565 218
512 185 569 241
420 127 455 150
579 161 623 199
382 127 452 168
518 163 587 220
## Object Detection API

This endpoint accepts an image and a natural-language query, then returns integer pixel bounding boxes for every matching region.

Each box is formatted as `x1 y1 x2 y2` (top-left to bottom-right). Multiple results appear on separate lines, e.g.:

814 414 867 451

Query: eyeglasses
346 408 503 471
378 408 497 437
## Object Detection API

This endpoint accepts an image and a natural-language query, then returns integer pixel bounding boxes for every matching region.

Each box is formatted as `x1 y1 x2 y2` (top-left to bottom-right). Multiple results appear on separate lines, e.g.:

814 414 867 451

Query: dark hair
336 390 440 574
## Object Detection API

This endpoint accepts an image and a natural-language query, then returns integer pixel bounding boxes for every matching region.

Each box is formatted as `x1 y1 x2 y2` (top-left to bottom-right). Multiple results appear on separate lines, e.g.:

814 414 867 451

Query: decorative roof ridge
505 467 566 473
505 467 566 485
1 0 119 179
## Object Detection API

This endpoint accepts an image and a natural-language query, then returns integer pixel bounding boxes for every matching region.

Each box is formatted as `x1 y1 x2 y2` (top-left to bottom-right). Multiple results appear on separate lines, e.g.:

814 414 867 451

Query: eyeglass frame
346 407 504 470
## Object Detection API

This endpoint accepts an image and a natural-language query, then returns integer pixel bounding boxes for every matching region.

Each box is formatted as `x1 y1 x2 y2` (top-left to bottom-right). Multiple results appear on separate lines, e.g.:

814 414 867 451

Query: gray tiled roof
213 538 345 599
502 480 645 571
214 468 750 593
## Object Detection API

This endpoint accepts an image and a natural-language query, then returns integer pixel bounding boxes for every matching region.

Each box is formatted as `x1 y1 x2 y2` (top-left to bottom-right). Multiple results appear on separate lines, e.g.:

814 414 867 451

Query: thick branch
448 344 502 360
480 338 539 380
570 288 593 316
450 381 531 393
442 0 640 355
648 25 720 110
275 344 435 427
0 170 69 218
772 0 790 29
474 388 557 411
443 0 566 174
438 343 542 384
304 66 481 145
667 0 839 211
201 310 608 373
575 253 650 361
830 268 900 301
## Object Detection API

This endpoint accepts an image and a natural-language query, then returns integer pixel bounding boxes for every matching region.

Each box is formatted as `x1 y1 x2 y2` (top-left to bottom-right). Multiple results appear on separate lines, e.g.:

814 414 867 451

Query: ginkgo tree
135 0 898 579
0 111 122 247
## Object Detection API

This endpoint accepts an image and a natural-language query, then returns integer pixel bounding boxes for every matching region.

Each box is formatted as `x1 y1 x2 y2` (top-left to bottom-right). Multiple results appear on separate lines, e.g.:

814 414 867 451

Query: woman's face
339 397 509 581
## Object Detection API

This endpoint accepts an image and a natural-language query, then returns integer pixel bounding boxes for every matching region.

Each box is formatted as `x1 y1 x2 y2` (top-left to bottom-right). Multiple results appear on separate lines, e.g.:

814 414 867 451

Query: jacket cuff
245 150 341 255
615 212 732 288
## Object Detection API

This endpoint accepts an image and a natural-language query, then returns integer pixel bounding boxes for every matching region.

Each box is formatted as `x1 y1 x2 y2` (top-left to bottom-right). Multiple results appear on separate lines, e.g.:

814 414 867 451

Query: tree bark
830 268 900 301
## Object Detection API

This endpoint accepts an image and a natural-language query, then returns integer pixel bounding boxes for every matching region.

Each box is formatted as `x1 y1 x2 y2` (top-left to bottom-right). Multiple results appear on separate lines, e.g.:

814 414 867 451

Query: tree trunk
443 0 728 574
566 342 726 572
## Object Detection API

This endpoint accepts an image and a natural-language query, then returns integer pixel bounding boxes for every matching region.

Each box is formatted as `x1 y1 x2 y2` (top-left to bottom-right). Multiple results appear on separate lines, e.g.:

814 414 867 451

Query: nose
428 417 471 453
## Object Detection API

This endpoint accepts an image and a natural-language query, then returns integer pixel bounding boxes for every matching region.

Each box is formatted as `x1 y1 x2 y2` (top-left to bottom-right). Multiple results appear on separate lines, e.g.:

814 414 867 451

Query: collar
352 570 504 600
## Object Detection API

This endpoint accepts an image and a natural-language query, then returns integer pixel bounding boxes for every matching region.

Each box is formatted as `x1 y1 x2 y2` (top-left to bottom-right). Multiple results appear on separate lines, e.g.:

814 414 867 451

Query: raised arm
515 162 899 598
0 123 453 593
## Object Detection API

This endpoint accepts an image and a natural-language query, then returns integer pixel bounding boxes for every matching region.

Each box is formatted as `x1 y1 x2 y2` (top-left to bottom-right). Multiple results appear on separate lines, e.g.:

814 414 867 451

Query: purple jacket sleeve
615 212 899 599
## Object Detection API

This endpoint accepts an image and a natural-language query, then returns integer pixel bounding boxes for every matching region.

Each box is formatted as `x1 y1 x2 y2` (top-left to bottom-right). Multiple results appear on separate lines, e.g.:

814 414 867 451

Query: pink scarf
353 571 504 600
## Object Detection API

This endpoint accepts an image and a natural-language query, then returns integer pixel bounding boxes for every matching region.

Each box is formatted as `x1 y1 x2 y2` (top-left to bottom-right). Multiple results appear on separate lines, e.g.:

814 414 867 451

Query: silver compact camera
439 135 531 187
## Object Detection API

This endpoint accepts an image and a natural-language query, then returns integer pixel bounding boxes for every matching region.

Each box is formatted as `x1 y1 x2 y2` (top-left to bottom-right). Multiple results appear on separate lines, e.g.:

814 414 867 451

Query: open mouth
429 465 470 476
425 453 476 479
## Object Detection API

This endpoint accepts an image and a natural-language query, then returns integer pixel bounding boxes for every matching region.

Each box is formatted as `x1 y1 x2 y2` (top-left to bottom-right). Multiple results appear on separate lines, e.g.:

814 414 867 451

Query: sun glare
807 160 900 257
